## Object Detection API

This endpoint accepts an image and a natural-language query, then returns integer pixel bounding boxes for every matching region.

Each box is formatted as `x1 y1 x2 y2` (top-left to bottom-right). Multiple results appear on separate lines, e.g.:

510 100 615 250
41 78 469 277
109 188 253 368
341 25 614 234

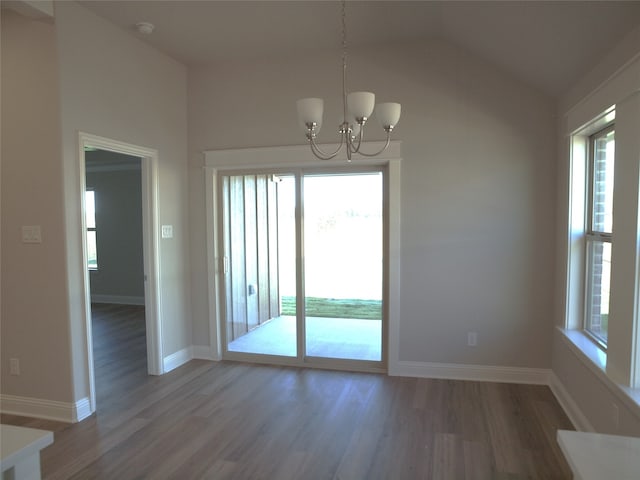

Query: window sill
557 327 640 419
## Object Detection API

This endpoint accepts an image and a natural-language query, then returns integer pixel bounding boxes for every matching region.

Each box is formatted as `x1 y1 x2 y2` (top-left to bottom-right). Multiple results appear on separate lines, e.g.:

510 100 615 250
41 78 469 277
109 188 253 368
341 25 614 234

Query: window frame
583 124 615 347
85 189 98 271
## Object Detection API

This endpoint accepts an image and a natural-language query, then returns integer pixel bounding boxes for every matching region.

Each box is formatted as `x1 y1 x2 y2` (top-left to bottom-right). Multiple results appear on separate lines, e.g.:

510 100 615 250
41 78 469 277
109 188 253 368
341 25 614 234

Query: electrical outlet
467 332 478 347
10 358 20 375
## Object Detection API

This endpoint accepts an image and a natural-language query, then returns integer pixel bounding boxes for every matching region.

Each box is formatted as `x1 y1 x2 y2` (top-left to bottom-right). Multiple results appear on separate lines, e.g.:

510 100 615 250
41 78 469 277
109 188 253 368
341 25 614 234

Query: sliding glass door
222 173 296 356
220 168 384 368
303 173 382 361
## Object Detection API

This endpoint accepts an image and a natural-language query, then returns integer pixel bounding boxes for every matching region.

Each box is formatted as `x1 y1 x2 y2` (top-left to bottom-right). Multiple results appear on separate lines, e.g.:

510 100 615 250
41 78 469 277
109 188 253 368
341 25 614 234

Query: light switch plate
161 225 173 239
22 225 42 243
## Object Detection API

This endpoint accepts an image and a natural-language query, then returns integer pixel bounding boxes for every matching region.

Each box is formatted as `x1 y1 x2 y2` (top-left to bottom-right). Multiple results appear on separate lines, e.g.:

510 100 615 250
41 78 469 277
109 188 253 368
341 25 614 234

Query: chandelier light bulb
350 123 361 138
347 92 375 122
296 98 324 131
376 102 402 130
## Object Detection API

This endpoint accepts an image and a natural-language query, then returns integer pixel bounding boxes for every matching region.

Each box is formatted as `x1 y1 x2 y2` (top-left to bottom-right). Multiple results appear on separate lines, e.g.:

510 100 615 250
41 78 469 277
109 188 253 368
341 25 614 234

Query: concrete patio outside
228 315 382 361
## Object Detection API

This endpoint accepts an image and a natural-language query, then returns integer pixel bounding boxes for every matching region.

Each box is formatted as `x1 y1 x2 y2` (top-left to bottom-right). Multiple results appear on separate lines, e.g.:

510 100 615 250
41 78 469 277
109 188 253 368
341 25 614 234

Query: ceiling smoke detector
135 22 155 35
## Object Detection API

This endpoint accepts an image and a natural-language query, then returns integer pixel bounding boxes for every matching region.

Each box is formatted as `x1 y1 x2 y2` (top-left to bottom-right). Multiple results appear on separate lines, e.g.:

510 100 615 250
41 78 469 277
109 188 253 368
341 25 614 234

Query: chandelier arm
308 132 345 160
352 131 392 157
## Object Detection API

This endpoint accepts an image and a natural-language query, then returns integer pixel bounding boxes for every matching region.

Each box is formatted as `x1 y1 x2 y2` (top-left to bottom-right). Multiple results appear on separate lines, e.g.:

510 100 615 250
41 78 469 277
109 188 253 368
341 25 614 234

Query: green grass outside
281 296 382 320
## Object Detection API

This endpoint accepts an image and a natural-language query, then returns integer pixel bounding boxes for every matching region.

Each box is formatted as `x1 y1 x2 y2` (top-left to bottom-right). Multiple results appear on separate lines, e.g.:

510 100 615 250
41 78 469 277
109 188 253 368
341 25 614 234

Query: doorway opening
79 133 162 413
220 169 385 370
85 150 146 406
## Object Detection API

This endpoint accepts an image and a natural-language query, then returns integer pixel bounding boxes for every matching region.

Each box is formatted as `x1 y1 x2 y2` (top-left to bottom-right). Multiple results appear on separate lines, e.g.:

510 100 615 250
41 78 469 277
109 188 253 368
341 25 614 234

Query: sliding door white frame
204 142 401 372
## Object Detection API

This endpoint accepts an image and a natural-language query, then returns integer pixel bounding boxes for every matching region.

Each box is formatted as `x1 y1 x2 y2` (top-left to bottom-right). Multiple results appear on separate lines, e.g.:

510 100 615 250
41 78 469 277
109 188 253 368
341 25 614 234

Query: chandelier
296 0 401 161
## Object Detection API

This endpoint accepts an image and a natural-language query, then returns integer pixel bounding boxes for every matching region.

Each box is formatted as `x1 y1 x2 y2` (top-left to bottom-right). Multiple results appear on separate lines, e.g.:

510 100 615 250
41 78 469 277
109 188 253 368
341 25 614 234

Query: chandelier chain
341 0 347 56
341 0 348 131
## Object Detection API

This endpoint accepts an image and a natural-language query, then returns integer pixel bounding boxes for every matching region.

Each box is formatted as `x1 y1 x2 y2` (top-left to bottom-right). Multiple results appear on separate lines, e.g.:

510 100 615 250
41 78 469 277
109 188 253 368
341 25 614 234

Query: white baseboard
0 357 589 431
74 397 93 422
90 294 145 305
163 346 194 373
164 345 221 372
389 360 597 431
193 345 220 361
0 394 92 423
549 372 594 432
389 360 551 385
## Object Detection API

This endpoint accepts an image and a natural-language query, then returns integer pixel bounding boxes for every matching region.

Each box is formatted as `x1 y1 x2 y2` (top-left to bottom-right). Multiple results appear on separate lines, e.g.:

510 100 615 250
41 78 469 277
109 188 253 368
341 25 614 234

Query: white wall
2 1 191 417
188 40 557 370
1 10 74 404
553 23 640 434
53 2 190 405
13 0 632 426
558 24 640 116
1 2 191 412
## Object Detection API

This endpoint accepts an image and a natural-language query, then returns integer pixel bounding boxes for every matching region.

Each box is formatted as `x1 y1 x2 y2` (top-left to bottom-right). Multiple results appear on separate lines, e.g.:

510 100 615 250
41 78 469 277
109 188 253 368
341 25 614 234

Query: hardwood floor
91 303 148 408
2 304 574 479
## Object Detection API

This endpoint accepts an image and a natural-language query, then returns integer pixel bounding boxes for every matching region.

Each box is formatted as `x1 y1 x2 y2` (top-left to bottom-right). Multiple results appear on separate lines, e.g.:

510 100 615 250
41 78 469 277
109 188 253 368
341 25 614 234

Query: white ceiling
77 1 640 97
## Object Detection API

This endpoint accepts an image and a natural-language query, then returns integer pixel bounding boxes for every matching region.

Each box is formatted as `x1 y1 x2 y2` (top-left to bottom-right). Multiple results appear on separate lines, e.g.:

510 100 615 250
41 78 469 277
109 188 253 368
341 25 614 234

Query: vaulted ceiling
78 1 640 97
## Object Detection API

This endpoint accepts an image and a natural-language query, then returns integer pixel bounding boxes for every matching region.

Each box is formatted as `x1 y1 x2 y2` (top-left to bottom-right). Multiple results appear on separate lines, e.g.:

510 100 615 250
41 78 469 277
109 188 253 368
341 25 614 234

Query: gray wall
55 1 190 401
188 39 557 369
4 0 638 433
86 150 144 302
1 1 190 409
553 24 640 434
1 9 73 403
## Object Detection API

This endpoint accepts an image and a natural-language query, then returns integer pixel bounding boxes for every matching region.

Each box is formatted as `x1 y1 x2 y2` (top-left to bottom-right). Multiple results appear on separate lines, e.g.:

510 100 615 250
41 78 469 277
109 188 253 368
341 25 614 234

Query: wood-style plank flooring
2 304 574 479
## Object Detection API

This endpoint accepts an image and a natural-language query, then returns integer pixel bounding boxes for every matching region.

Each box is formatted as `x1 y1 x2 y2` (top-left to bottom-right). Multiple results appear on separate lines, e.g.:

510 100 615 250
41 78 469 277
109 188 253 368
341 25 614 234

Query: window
584 126 615 345
85 190 98 270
